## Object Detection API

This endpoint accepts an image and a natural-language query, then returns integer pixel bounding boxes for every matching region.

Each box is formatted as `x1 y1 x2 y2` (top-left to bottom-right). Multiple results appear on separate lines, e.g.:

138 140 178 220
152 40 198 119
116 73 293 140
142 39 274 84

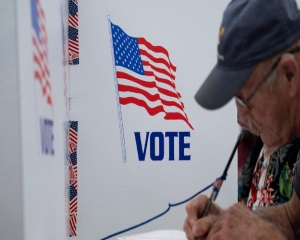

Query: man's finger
183 218 194 240
192 215 217 238
185 195 210 223
206 218 223 240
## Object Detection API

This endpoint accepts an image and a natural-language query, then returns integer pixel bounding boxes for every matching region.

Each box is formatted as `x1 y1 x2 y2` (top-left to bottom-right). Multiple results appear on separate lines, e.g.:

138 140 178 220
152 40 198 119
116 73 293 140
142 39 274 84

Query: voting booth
0 0 69 239
4 0 288 239
70 1 239 239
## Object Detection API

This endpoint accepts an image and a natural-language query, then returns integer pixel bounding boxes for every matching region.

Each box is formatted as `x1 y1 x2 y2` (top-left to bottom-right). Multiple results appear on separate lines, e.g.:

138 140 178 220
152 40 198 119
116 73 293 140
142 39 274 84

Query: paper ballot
117 230 187 240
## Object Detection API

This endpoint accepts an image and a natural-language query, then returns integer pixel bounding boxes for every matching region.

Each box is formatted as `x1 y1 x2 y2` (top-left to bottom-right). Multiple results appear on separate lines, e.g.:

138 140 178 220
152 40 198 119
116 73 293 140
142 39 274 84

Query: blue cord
100 174 227 240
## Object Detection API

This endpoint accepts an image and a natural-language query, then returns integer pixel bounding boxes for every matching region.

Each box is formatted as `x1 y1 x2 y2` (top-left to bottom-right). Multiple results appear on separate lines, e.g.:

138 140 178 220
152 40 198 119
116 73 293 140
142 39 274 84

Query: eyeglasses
235 46 300 110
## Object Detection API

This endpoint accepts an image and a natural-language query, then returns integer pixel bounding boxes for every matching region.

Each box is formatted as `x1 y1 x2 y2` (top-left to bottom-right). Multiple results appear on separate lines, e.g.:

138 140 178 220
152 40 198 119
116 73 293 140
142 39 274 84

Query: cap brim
195 64 256 110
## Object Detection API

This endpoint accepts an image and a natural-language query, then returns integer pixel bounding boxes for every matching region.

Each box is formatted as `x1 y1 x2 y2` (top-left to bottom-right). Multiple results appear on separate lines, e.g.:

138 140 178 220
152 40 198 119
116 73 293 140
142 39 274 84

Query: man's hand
184 196 287 240
207 203 288 239
183 195 223 240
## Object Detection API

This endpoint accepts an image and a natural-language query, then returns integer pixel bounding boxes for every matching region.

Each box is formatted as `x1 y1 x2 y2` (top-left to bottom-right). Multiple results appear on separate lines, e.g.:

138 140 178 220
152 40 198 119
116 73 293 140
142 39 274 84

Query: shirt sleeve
294 161 300 199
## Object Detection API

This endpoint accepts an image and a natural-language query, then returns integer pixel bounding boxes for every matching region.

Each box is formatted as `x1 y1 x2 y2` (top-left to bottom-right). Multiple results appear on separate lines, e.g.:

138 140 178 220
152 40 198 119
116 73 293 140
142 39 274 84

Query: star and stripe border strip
69 121 78 236
68 0 79 65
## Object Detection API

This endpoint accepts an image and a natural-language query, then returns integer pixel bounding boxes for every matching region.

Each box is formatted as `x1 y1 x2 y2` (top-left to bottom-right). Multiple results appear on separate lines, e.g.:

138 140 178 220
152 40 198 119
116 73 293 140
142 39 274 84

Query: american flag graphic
31 0 53 111
69 121 78 237
70 213 78 236
110 22 193 129
69 0 79 65
70 152 78 178
70 185 78 213
69 121 78 153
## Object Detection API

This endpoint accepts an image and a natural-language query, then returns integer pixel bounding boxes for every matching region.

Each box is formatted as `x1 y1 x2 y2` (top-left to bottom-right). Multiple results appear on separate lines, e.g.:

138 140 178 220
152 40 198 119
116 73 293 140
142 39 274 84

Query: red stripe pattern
31 0 53 111
111 22 193 129
69 213 77 237
68 0 79 65
69 121 78 237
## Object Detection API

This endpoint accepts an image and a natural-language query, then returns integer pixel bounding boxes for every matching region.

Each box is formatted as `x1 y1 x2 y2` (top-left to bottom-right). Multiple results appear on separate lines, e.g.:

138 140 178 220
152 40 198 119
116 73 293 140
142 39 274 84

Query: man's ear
279 55 299 97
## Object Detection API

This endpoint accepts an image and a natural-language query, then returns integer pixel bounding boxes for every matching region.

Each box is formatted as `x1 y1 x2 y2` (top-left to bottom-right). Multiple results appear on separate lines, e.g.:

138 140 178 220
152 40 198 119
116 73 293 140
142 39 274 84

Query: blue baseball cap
195 0 300 110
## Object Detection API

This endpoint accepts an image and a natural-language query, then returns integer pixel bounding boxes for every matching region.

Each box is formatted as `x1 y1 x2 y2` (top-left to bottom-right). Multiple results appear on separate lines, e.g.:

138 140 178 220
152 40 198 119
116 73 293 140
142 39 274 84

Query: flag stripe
70 198 77 213
120 92 182 112
69 214 77 236
32 0 53 113
142 60 175 81
118 85 185 112
119 97 192 129
140 50 176 79
120 97 164 116
33 54 50 82
69 40 79 54
116 68 192 127
118 65 176 93
137 37 176 72
144 70 175 89
117 72 180 99
71 180 78 190
70 131 78 144
69 12 78 27
164 112 194 130
32 37 48 66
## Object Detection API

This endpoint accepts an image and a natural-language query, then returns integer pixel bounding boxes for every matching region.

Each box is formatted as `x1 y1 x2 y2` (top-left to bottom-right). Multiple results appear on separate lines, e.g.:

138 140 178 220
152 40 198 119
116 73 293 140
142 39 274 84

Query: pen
194 130 244 240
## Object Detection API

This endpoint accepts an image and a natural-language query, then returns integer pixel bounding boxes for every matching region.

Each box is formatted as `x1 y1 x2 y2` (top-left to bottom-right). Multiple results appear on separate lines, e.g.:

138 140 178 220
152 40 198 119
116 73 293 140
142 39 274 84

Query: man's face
235 63 294 148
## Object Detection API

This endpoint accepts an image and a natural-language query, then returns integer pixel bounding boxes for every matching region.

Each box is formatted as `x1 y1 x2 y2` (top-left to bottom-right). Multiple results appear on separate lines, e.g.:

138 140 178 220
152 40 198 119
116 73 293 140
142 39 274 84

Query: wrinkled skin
183 195 287 240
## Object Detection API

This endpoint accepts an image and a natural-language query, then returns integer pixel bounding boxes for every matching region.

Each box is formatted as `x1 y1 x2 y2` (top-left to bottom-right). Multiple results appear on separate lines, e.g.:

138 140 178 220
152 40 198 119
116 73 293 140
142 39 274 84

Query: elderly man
184 0 300 239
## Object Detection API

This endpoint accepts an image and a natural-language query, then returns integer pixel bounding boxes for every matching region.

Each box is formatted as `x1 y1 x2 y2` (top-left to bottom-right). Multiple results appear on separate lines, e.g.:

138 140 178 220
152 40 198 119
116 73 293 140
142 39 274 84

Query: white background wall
0 1 23 239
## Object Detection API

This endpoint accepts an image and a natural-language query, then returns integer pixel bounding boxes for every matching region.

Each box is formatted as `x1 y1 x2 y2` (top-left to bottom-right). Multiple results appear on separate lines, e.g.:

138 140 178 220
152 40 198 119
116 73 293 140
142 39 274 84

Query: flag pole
107 16 127 163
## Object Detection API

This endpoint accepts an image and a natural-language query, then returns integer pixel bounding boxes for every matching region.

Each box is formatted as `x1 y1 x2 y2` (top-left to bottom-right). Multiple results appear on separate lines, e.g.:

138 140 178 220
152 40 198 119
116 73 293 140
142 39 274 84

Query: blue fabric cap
195 0 300 110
